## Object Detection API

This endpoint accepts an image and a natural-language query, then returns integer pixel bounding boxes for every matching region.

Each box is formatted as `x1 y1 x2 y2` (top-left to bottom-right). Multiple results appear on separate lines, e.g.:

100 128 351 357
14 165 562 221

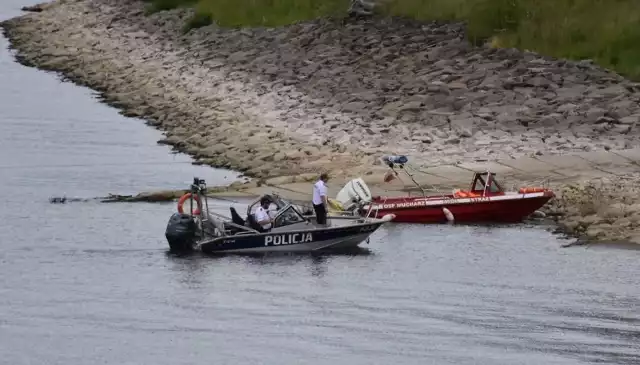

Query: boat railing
504 176 552 193
383 163 452 200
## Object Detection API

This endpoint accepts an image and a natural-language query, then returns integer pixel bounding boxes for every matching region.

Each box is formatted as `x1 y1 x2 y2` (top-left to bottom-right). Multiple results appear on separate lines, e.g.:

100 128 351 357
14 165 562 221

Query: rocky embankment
542 176 640 246
3 0 640 245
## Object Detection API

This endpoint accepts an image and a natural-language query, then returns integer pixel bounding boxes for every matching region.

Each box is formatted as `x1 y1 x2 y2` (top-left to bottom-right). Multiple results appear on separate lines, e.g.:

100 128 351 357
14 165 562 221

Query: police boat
165 178 395 254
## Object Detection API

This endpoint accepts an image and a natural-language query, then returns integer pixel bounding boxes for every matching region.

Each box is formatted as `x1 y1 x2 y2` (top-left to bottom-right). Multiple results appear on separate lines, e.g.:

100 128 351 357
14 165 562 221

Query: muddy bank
3 0 640 245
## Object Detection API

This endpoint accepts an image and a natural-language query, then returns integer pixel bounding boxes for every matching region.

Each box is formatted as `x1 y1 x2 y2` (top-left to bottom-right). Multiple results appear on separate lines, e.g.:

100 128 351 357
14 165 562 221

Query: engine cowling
335 178 373 212
165 212 198 252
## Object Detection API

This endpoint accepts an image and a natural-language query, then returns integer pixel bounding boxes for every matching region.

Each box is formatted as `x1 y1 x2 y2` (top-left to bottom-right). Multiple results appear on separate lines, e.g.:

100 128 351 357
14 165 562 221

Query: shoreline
4 0 640 246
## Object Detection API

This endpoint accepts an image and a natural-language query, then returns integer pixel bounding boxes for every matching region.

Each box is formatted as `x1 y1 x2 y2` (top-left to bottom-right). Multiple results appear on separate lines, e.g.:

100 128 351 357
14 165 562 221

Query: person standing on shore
312 173 330 225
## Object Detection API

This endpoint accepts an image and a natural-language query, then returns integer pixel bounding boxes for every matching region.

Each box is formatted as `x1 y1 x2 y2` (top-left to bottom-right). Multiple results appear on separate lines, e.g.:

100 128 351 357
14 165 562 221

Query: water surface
1 3 639 365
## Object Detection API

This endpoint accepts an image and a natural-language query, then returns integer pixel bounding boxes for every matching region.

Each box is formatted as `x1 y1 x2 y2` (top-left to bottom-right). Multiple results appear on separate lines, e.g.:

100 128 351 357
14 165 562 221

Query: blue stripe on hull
200 222 383 253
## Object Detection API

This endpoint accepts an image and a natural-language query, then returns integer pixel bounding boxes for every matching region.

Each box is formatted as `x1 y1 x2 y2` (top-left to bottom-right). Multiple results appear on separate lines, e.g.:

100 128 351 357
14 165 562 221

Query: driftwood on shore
50 190 190 204
49 186 245 204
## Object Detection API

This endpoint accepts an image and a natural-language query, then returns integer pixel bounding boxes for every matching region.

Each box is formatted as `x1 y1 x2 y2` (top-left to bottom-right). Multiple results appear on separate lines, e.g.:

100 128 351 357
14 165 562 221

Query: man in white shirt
312 173 329 225
254 197 272 231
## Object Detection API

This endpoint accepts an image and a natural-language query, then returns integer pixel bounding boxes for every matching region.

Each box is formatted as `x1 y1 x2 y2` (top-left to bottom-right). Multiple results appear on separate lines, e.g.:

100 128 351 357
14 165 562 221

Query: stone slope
3 0 640 182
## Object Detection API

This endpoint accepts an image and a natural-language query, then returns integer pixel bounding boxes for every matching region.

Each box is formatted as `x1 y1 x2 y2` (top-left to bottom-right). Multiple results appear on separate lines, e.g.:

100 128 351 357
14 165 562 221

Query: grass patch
143 0 348 30
379 0 640 79
183 10 213 31
142 0 197 14
194 0 348 28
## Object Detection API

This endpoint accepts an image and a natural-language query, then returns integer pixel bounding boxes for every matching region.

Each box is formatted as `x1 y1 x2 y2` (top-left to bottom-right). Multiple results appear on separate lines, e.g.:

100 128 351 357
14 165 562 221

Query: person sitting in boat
254 197 273 231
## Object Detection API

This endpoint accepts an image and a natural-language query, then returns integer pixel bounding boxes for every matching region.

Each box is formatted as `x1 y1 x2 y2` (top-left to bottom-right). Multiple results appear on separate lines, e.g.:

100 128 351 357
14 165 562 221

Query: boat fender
442 207 454 223
177 193 201 215
381 214 396 222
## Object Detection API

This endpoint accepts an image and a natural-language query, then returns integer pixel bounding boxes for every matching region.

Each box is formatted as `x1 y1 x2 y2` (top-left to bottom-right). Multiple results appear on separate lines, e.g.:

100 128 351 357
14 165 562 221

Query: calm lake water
1 2 639 365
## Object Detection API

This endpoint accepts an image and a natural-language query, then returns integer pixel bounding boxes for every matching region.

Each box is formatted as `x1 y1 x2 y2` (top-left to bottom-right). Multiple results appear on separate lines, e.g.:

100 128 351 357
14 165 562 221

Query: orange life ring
518 187 546 194
177 193 201 215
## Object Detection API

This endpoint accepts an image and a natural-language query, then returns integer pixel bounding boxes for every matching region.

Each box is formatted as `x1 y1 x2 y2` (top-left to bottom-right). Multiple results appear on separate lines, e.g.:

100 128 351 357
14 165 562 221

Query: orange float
518 187 547 194
177 193 201 215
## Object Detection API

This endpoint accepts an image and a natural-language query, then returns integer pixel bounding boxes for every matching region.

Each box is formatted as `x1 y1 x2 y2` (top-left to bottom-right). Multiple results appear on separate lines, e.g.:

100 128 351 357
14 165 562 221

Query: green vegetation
143 0 347 28
142 0 640 79
142 0 197 14
194 0 347 28
184 10 213 31
380 0 640 79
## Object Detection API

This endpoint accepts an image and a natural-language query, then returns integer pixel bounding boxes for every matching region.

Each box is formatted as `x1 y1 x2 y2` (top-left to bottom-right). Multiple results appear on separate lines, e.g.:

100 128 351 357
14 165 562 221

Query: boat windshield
471 173 503 194
274 205 306 228
472 177 487 191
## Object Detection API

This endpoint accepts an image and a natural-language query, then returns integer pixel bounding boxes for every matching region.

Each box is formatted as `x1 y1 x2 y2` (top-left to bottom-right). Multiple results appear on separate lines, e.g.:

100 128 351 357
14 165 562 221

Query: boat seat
229 207 246 226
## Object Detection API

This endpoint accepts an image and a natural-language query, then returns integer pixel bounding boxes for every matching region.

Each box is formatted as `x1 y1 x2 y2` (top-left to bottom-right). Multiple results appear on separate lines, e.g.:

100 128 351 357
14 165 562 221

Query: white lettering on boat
468 197 490 203
372 196 494 210
371 201 428 210
265 233 313 246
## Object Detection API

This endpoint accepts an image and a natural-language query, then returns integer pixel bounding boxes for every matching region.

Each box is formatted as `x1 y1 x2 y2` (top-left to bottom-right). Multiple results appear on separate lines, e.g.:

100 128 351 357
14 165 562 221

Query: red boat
333 157 555 224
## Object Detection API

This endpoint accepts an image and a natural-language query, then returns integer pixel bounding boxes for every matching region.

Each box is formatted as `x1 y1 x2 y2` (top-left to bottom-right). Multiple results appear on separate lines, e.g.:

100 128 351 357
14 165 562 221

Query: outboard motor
165 212 198 252
335 178 373 212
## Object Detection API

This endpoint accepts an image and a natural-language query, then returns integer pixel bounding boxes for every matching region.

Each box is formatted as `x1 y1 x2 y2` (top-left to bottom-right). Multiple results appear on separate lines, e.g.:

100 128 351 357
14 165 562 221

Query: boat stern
165 212 198 252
